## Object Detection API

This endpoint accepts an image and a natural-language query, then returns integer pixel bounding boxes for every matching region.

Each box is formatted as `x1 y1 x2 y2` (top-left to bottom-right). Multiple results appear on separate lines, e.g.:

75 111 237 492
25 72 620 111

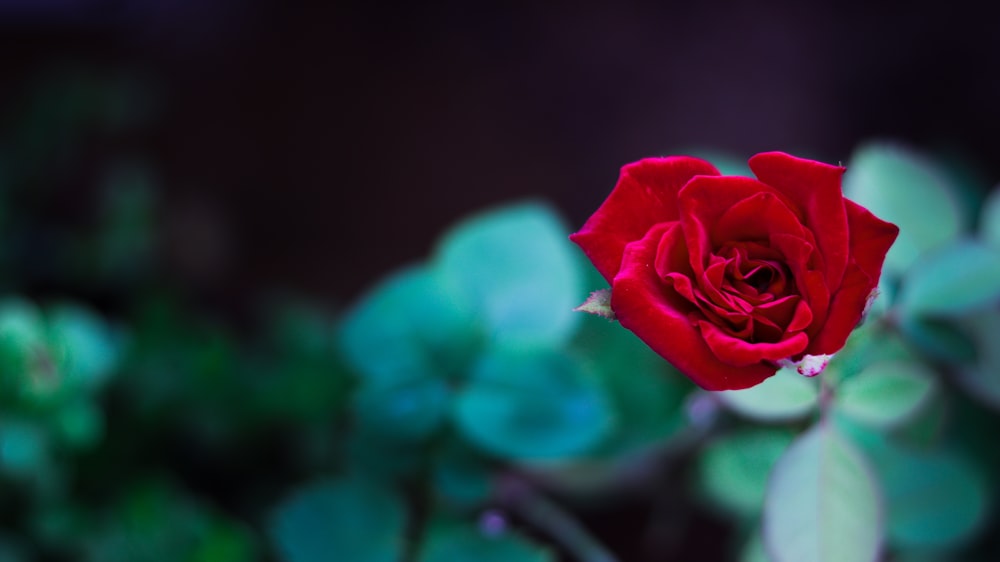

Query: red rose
571 152 899 390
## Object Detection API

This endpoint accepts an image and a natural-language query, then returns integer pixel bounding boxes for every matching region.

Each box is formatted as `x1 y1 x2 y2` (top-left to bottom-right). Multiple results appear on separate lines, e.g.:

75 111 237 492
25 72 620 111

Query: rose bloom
571 152 898 390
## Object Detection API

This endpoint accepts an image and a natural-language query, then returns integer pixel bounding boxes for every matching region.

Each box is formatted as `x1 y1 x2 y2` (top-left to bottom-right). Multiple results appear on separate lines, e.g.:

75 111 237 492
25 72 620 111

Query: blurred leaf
47 303 123 392
435 202 582 348
835 360 936 430
763 422 881 562
430 438 494 509
339 266 478 387
981 187 1000 248
843 143 962 274
417 522 554 562
0 535 27 562
826 320 914 384
0 419 49 478
84 481 259 562
739 529 770 562
697 428 794 517
270 476 406 562
954 311 1000 410
454 348 613 461
897 239 1000 317
352 376 451 442
573 314 688 457
716 367 818 422
54 399 105 450
897 316 976 365
877 446 988 550
0 298 48 397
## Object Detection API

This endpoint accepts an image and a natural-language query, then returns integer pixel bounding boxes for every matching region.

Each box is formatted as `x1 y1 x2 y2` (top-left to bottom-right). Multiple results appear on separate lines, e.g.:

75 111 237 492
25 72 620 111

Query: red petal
698 321 809 366
749 152 850 290
612 223 776 390
570 156 720 282
713 191 809 246
677 175 792 277
845 199 899 283
808 262 873 355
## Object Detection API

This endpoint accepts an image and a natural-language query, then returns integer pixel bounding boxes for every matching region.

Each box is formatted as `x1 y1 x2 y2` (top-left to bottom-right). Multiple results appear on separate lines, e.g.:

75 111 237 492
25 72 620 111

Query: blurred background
3 1 1000 561
4 0 999 306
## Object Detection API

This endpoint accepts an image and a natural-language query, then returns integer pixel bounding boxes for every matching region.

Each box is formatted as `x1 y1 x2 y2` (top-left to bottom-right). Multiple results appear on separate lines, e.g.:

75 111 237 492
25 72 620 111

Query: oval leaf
842 143 962 274
956 311 1000 410
339 266 478 386
454 348 613 461
716 367 819 422
897 239 1000 317
835 360 937 429
763 422 882 562
981 187 1000 248
698 428 794 517
435 203 582 347
879 447 988 549
270 476 406 562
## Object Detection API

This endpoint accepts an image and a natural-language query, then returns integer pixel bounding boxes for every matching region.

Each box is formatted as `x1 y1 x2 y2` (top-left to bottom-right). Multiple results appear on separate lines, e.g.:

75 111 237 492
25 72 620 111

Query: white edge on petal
778 353 834 377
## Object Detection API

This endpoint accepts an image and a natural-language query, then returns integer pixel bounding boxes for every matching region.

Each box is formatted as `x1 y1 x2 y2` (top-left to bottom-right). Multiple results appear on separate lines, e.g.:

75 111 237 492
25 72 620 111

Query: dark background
3 0 998 307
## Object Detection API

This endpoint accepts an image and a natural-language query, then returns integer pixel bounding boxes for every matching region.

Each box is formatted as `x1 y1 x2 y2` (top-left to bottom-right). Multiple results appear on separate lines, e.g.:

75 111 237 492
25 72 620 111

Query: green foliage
835 360 936 430
270 476 406 562
716 367 819 422
434 203 583 347
697 428 794 517
981 187 1000 247
878 446 988 550
843 143 963 275
763 422 882 562
897 239 1000 317
454 348 613 460
417 521 554 562
3 89 1000 562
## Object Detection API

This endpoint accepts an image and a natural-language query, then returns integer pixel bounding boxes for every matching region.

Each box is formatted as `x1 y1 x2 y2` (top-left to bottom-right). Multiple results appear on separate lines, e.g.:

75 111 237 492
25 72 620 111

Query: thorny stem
498 475 620 562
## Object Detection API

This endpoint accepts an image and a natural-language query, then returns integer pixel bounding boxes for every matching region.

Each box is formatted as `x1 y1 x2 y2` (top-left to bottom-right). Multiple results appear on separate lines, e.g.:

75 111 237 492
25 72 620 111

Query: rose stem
497 474 620 562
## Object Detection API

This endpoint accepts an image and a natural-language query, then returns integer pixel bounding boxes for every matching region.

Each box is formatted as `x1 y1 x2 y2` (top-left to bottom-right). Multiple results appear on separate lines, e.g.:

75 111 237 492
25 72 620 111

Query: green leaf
270 476 406 562
897 316 976 365
418 522 554 562
842 143 962 274
716 367 819 422
980 187 1000 248
435 203 582 347
697 428 794 517
835 360 936 429
897 239 1000 317
877 446 988 550
0 420 49 478
454 348 613 461
46 303 123 391
429 438 494 508
572 314 688 457
955 311 1000 410
339 266 478 386
352 376 451 442
739 529 770 562
763 422 882 562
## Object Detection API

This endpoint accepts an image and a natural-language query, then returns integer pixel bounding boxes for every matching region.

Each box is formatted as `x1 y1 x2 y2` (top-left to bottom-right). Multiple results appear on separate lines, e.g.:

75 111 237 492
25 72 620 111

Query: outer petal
570 156 720 282
749 152 850 290
611 223 777 390
844 199 899 283
808 262 872 355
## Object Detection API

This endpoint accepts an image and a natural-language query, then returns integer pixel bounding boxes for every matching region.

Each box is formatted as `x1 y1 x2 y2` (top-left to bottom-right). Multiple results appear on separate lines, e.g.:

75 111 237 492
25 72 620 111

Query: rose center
745 266 775 292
